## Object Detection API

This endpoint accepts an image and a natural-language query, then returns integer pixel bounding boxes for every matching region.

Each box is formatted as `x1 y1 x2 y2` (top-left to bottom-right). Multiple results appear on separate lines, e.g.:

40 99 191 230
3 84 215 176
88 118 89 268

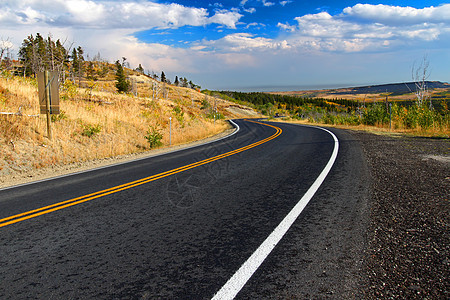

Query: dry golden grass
0 75 247 179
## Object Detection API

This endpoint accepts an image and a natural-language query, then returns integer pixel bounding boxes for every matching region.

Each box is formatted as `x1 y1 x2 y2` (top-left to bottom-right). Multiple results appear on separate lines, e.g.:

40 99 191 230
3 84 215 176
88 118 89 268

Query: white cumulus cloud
205 33 290 52
208 10 242 29
343 3 450 25
278 4 450 53
0 0 243 29
0 0 245 75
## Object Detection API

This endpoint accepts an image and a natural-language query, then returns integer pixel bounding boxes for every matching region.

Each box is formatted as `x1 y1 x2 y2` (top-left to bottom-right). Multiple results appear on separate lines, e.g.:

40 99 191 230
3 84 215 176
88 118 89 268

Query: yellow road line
0 120 282 228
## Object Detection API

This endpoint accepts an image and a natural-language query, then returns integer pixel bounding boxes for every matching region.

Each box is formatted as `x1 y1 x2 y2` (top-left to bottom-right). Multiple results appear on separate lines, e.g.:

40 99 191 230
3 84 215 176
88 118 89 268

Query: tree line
218 91 359 111
152 72 200 89
16 33 107 85
18 33 70 77
9 32 201 94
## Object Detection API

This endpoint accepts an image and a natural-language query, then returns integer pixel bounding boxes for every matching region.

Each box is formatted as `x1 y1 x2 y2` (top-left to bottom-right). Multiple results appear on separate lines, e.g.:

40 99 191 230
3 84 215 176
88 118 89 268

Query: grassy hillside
0 68 258 181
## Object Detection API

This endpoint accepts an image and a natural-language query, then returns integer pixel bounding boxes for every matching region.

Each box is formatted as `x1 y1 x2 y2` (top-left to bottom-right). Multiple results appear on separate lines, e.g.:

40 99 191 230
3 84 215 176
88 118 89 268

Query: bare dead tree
411 55 432 108
0 37 14 73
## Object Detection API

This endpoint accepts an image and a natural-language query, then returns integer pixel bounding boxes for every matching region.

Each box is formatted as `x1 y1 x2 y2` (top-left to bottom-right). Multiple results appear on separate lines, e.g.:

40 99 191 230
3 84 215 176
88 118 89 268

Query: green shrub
390 103 404 129
206 111 224 120
341 113 361 125
201 98 210 110
61 79 78 100
51 110 67 122
81 124 102 137
417 106 435 129
403 106 418 128
321 113 337 125
145 126 163 148
173 105 183 115
362 104 388 126
173 105 185 126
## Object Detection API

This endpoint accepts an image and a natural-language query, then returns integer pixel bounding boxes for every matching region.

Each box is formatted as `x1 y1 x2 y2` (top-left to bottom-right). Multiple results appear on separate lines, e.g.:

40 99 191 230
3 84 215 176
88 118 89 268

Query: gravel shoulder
350 130 449 299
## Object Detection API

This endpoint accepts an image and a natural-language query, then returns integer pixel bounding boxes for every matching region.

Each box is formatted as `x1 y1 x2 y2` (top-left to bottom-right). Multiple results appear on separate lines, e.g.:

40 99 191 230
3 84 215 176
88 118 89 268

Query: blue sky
1 1 449 91
142 0 445 46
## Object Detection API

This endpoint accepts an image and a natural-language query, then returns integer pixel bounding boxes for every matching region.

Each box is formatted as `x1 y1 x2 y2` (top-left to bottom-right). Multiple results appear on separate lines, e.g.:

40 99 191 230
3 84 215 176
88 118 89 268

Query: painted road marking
212 125 339 300
0 120 281 228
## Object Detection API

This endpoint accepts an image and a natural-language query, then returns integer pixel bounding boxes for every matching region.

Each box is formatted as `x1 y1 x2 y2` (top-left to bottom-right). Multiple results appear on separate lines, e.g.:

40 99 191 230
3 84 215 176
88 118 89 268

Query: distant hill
329 81 450 96
270 81 450 101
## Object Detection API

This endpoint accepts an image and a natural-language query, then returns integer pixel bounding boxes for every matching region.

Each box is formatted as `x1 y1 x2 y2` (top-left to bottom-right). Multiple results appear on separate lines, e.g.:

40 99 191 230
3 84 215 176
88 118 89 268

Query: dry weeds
0 75 253 183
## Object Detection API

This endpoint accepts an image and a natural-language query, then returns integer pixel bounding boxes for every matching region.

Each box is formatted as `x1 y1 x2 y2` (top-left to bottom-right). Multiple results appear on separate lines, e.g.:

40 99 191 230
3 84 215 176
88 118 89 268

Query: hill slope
0 70 258 186
271 81 450 102
328 81 450 95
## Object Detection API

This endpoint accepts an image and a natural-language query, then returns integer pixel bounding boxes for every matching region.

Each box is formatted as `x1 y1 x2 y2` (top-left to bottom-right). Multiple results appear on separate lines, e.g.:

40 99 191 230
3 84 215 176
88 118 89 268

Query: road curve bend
0 119 369 299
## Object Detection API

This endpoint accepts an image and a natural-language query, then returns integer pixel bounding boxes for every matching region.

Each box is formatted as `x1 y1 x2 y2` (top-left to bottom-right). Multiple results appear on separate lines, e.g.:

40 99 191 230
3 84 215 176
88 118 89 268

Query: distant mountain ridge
329 81 450 95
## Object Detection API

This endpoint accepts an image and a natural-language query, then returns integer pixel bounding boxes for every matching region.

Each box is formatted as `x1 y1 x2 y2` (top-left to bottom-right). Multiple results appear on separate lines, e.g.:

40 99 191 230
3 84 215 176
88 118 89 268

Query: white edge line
212 124 339 300
0 120 240 192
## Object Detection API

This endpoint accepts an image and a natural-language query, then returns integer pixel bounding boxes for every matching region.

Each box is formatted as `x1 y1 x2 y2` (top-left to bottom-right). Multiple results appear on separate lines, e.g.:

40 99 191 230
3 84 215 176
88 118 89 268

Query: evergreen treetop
115 60 130 93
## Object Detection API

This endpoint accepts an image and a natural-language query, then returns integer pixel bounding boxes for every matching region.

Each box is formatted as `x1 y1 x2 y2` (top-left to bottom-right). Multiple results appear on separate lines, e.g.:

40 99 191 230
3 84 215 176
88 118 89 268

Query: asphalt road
0 119 370 299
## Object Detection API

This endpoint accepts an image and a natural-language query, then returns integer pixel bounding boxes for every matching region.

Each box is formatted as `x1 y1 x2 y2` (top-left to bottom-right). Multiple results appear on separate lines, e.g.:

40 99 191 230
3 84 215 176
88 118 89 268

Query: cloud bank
0 0 242 29
1 1 449 88
277 3 450 52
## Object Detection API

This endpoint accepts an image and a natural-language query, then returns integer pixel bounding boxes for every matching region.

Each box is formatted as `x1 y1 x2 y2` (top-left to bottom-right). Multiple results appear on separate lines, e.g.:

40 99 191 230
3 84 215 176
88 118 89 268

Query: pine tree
160 71 166 83
71 48 78 71
18 33 68 76
71 47 79 82
18 34 35 76
74 46 84 85
55 39 68 72
115 60 130 93
174 76 179 86
35 33 46 71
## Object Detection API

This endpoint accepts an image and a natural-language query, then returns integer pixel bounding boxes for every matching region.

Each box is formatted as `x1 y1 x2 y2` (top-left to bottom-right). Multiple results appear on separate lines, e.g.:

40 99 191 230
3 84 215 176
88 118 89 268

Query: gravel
351 131 449 299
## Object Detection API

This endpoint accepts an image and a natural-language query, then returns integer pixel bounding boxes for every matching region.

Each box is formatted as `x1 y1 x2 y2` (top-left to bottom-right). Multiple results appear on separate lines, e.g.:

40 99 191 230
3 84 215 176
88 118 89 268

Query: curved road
0 119 370 299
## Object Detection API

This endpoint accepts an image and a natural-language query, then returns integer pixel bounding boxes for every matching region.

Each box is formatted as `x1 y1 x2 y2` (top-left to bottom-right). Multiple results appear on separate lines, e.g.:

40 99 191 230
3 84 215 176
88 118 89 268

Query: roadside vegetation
0 33 257 180
218 88 449 137
0 72 232 175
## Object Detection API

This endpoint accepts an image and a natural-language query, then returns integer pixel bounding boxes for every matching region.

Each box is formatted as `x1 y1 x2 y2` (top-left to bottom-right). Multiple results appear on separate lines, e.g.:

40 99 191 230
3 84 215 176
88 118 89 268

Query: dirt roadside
350 130 449 299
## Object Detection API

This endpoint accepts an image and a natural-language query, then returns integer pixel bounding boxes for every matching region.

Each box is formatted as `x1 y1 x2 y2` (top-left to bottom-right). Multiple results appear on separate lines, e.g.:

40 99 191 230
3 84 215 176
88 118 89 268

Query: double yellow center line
0 120 282 228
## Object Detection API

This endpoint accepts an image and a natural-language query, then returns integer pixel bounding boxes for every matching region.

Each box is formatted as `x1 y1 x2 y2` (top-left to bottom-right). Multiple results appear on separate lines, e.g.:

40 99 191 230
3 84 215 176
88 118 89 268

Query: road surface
0 119 369 299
